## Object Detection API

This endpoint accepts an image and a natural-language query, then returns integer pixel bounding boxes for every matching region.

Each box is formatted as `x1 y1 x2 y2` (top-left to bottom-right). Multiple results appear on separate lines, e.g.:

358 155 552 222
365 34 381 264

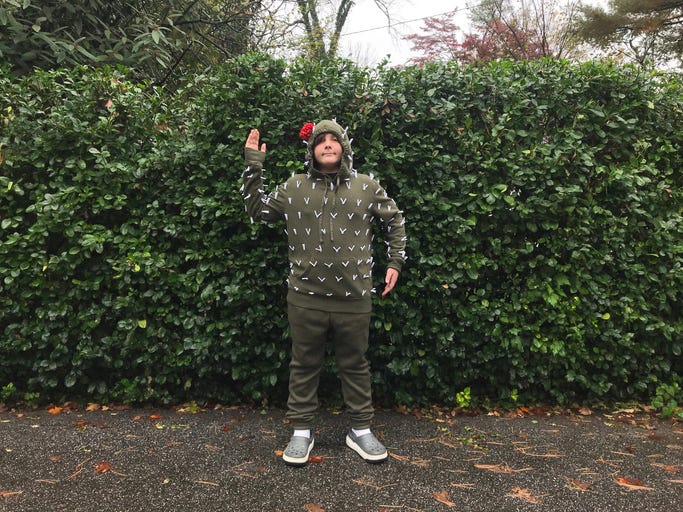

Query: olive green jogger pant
286 303 373 430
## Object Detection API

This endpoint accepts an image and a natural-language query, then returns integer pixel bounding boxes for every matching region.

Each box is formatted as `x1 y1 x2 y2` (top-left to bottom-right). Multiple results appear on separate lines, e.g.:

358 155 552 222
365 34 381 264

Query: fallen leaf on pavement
308 455 324 463
86 403 101 411
93 460 125 477
516 406 531 416
47 406 62 415
274 450 284 457
433 490 456 507
95 461 112 473
565 477 592 491
578 407 592 416
149 414 162 421
650 463 679 473
305 503 325 512
613 408 637 414
63 402 79 411
615 477 653 491
176 402 203 414
507 487 546 504
0 491 22 497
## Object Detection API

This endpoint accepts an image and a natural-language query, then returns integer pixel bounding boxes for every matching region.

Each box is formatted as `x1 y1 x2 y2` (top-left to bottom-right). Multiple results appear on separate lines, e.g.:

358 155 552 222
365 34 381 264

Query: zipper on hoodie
319 173 340 244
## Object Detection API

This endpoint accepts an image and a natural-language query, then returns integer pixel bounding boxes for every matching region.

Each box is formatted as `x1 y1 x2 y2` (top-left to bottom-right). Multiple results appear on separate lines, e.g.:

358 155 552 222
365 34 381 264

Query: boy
242 120 406 466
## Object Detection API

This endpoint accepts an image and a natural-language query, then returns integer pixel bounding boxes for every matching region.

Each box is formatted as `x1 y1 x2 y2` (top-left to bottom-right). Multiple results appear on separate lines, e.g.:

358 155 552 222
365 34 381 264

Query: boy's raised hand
245 129 266 153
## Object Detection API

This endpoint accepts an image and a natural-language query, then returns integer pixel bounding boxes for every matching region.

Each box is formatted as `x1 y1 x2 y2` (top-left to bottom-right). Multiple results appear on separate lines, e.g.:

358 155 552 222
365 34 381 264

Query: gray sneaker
345 430 388 463
282 434 315 467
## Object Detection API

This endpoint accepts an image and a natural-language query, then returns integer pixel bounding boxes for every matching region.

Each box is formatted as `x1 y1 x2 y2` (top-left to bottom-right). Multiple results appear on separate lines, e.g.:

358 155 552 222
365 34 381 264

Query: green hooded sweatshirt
242 120 407 313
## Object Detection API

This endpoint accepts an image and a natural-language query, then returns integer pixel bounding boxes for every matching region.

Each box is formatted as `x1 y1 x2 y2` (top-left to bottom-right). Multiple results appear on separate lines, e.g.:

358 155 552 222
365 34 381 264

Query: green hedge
1 55 681 406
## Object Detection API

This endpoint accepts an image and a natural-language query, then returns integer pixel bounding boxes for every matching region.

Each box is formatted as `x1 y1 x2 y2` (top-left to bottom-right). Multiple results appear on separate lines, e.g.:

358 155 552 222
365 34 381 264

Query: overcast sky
339 0 468 66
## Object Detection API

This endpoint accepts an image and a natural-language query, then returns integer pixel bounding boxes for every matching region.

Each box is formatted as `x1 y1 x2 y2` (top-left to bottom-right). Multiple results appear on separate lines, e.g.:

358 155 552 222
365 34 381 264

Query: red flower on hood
299 122 314 141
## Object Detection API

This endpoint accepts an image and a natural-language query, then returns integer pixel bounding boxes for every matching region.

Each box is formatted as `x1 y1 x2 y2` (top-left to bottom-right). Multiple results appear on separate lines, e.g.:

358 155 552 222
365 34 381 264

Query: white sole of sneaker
345 435 388 463
282 437 314 466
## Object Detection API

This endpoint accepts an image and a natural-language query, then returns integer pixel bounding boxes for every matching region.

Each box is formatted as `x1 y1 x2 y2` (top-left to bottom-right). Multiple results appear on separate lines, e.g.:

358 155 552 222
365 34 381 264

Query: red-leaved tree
405 1 583 65
402 14 463 65
457 18 546 64
404 12 546 65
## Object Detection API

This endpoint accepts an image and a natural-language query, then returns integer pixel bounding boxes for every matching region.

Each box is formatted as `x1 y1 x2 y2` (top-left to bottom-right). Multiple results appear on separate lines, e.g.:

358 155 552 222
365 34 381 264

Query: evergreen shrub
1 55 681 406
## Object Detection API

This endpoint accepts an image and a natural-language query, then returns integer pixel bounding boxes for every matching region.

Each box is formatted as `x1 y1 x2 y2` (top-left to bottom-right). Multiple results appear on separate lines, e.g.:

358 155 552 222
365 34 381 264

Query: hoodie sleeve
242 147 286 223
371 182 407 272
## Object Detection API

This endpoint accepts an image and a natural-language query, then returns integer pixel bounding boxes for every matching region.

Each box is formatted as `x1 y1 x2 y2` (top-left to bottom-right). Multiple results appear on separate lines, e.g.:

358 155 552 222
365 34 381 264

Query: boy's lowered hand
382 268 399 297
245 129 266 153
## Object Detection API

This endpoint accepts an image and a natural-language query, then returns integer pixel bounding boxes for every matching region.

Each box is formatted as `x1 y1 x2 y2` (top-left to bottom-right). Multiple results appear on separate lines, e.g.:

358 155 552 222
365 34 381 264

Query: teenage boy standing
242 120 407 466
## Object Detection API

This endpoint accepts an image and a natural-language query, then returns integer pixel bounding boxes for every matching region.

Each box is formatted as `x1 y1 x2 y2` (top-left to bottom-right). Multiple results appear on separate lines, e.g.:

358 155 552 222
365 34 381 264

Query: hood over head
303 119 353 179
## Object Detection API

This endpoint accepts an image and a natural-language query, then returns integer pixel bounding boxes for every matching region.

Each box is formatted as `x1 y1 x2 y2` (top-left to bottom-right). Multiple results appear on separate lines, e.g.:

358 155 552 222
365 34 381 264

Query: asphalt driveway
1 404 681 511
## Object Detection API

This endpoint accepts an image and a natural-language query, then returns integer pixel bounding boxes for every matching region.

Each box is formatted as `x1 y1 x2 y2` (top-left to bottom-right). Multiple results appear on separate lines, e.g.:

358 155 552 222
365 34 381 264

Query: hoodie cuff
387 262 403 273
244 147 266 167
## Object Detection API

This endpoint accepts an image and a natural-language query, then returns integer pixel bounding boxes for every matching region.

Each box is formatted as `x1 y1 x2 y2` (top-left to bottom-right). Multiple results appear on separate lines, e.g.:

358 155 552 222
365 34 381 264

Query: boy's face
313 133 343 173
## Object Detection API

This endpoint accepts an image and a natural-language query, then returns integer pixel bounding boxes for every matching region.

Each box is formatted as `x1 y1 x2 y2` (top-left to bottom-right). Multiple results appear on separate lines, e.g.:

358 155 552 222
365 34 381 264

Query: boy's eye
315 134 339 146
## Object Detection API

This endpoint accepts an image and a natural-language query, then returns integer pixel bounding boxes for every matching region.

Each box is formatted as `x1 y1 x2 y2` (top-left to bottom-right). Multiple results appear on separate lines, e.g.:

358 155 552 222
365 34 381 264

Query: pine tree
576 0 683 67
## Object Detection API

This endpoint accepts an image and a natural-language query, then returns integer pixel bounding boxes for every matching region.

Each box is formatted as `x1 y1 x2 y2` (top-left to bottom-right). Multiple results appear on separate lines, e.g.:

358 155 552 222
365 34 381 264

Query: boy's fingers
246 129 259 145
245 129 266 153
382 269 398 296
